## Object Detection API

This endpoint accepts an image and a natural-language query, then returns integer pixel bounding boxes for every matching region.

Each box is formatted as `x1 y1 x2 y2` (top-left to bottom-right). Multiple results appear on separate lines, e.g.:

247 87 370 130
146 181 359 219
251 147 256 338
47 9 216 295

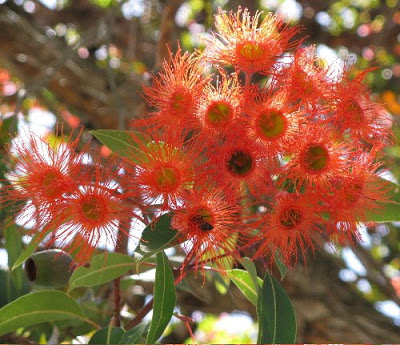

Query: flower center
226 150 254 176
303 145 329 172
154 166 180 192
170 89 192 114
344 182 363 204
190 207 214 232
238 42 265 61
346 100 364 124
40 168 67 198
279 207 302 229
298 71 314 94
256 109 286 140
205 101 233 127
81 195 107 223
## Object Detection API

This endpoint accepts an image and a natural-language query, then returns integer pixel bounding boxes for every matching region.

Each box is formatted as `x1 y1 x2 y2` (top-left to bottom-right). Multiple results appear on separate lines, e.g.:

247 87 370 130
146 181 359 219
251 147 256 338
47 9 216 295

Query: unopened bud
25 249 74 288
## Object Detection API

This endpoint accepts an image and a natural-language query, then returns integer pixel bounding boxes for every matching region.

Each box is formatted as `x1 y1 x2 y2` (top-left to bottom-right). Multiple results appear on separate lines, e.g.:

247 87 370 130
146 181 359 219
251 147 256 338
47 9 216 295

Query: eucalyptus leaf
146 251 176 344
0 290 97 336
4 224 24 289
135 214 178 262
121 322 150 344
257 272 296 344
90 130 146 163
227 269 262 306
240 257 260 293
68 253 134 292
89 327 125 344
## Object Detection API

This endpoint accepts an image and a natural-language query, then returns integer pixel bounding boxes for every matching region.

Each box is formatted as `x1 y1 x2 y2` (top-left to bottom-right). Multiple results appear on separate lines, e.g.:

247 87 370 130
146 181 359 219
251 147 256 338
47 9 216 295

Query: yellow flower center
256 109 286 140
303 145 329 172
39 168 67 198
205 101 233 127
170 89 193 114
154 166 180 192
238 42 265 61
81 195 107 222
344 183 363 204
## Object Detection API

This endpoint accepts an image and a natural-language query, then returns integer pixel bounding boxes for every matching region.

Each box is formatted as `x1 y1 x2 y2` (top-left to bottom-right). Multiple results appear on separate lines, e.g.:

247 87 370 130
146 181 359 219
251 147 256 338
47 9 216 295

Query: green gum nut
24 249 74 288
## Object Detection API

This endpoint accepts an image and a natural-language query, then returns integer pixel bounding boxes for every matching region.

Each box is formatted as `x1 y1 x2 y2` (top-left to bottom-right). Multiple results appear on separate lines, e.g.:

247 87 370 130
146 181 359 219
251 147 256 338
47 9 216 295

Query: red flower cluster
3 129 137 264
3 7 392 271
134 7 392 268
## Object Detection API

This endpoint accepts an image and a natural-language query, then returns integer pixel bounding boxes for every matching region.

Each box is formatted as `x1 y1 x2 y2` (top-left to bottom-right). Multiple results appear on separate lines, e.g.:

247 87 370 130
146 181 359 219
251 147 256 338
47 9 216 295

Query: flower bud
24 250 74 288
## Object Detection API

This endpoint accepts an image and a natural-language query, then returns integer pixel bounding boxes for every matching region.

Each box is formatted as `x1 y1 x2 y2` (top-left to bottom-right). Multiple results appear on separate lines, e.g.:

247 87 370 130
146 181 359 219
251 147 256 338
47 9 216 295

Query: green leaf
365 180 400 222
146 252 176 344
89 327 125 344
12 228 52 271
240 257 260 293
227 269 262 306
68 253 134 292
0 290 97 336
257 272 296 344
274 250 288 280
121 322 150 344
135 214 178 262
4 224 24 289
90 130 146 163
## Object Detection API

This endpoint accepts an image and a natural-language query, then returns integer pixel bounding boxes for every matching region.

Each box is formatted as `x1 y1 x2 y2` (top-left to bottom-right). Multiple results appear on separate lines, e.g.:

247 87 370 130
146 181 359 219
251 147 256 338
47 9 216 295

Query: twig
110 277 121 327
125 298 153 330
173 313 196 343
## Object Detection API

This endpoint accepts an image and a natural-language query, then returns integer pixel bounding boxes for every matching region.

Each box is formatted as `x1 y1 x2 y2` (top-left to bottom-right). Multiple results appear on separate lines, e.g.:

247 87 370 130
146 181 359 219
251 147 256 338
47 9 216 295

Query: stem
111 278 121 327
110 218 128 327
174 313 195 342
244 72 253 93
125 298 154 330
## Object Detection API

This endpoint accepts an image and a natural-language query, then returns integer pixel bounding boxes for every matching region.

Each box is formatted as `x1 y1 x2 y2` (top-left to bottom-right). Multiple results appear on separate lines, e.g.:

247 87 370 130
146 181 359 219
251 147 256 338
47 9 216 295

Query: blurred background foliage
0 0 400 343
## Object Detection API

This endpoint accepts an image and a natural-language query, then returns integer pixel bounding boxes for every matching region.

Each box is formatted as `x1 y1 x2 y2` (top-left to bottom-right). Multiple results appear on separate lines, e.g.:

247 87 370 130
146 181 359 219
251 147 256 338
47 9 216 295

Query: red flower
252 192 322 266
203 7 300 75
329 69 393 146
244 90 302 162
45 161 135 264
276 46 333 111
201 132 274 197
171 185 243 273
3 129 83 229
136 47 208 135
282 125 348 193
195 72 243 140
127 132 201 210
326 154 392 244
